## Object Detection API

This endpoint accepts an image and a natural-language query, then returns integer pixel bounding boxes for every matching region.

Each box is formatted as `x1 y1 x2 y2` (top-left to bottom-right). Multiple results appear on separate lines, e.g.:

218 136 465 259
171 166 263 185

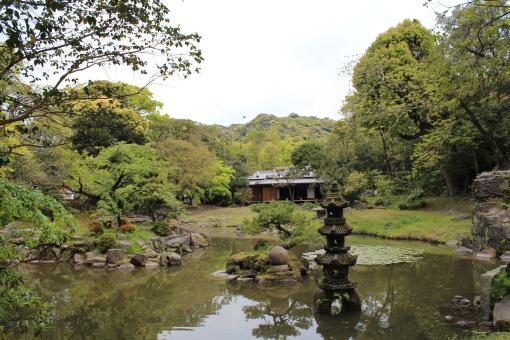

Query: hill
223 113 337 143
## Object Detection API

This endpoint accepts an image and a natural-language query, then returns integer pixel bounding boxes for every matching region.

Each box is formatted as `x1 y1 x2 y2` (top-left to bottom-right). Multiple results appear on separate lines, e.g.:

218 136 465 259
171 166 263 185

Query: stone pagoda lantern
313 183 361 315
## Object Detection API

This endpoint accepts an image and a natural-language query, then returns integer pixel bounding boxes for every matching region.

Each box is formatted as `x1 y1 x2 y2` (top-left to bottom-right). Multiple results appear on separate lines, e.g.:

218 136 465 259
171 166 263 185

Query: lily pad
302 245 423 266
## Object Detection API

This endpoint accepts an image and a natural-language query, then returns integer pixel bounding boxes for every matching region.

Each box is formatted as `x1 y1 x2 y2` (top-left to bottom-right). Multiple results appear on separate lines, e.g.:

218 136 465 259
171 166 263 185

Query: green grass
348 196 472 242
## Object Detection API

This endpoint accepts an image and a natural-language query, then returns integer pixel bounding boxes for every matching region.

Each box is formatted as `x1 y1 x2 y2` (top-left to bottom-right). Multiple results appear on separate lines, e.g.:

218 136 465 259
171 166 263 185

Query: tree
0 0 202 130
71 81 156 155
436 0 510 168
0 178 76 334
156 138 217 203
291 142 324 171
67 143 181 225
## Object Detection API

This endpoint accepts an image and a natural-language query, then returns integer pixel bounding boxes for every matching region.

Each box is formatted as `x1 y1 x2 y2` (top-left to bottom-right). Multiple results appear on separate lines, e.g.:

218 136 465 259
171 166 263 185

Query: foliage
233 187 252 206
120 223 135 234
0 178 75 245
490 271 510 302
70 81 154 155
0 0 202 131
97 233 117 254
151 221 172 237
0 179 74 334
398 189 426 210
291 141 324 170
68 143 182 224
206 161 235 204
88 222 103 235
343 171 370 200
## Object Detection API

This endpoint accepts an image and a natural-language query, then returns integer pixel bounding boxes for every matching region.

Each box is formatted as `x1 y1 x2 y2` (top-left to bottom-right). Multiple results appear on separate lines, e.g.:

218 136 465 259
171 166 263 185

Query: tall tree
436 0 510 168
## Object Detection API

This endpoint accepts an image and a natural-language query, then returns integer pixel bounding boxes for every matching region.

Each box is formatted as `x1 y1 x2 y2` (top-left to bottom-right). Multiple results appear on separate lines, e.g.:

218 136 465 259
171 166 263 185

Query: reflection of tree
20 238 253 339
243 299 313 339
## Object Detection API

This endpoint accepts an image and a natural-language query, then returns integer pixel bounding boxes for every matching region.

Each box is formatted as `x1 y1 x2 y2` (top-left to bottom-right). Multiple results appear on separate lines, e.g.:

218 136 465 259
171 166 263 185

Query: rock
268 246 288 265
500 251 510 262
446 240 459 247
144 261 159 269
84 251 95 264
91 257 106 267
455 246 473 254
149 237 164 252
37 245 60 261
118 263 135 270
475 250 496 259
453 295 471 305
130 253 147 267
162 234 190 247
467 171 510 254
494 295 510 331
480 265 507 320
117 240 132 250
107 249 124 264
181 245 192 254
60 249 73 262
211 270 238 280
455 320 472 327
473 171 510 199
144 248 159 258
159 252 182 266
272 264 289 272
190 233 209 247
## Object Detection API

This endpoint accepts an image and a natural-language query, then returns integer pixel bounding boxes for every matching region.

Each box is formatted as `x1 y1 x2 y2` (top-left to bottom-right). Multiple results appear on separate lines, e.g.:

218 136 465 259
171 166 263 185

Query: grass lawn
348 195 473 242
185 195 472 243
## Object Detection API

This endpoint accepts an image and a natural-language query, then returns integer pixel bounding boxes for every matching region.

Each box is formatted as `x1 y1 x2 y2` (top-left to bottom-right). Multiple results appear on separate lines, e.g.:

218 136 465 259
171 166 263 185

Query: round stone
268 246 288 265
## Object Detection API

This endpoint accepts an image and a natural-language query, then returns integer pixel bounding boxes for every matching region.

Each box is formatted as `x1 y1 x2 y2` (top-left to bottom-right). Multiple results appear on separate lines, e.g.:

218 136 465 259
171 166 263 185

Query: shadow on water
11 237 499 340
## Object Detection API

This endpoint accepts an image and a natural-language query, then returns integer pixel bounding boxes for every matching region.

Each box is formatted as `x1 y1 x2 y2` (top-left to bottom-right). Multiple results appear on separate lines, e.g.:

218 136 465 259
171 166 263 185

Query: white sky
86 0 453 126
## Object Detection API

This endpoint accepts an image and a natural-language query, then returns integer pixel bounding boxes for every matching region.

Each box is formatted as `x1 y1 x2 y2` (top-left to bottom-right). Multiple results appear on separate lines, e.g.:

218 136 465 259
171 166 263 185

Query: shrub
97 233 117 253
88 221 103 235
126 242 142 255
374 174 395 196
302 202 320 210
151 220 172 236
120 223 135 233
490 271 510 302
344 171 370 199
398 189 426 210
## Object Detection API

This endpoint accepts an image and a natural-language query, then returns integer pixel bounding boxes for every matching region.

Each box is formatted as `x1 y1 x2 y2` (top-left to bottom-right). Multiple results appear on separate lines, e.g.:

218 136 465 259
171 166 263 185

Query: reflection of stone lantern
313 184 361 315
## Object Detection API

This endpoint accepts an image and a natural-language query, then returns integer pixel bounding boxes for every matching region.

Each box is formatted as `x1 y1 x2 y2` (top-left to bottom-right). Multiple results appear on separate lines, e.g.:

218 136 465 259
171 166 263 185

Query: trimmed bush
98 233 117 253
151 220 172 236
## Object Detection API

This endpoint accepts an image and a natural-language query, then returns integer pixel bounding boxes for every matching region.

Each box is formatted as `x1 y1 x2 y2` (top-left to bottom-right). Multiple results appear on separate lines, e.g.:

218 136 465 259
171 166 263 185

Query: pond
13 237 498 340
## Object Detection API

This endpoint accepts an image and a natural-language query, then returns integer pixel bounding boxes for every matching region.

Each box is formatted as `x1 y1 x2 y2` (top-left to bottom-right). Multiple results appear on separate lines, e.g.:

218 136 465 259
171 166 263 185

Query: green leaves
0 178 75 245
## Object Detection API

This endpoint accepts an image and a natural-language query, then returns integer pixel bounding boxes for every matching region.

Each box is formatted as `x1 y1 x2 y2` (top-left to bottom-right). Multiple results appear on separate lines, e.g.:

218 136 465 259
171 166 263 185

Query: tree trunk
461 102 508 168
472 148 480 175
379 130 393 178
441 167 458 196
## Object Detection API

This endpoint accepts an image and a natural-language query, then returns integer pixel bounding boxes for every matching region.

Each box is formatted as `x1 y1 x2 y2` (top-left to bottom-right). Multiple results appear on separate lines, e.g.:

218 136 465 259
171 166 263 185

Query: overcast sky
90 0 452 126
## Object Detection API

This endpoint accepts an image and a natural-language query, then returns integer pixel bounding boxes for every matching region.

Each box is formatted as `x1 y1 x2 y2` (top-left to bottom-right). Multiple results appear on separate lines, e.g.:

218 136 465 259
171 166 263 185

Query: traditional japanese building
313 183 361 315
247 168 323 203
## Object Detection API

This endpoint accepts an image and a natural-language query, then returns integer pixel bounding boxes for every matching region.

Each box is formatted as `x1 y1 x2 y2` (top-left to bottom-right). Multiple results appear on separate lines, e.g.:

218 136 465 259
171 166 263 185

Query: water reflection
10 238 499 340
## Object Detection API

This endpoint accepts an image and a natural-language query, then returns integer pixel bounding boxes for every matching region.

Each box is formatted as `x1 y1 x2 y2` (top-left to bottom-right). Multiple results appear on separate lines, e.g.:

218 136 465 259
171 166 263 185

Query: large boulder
107 249 124 265
466 171 510 254
268 246 288 265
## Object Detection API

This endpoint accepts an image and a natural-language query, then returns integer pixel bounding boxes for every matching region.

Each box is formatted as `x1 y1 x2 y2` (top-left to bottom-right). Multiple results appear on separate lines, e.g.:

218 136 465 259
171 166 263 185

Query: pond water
13 237 499 340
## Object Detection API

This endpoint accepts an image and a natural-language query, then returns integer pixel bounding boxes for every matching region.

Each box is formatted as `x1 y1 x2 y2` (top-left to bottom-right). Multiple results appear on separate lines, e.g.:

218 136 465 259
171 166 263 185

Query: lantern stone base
313 288 361 315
